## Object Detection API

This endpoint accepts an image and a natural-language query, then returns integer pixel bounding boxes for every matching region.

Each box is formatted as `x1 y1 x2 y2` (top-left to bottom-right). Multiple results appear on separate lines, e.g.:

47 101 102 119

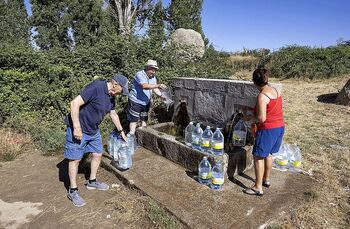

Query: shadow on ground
56 155 91 191
317 93 338 104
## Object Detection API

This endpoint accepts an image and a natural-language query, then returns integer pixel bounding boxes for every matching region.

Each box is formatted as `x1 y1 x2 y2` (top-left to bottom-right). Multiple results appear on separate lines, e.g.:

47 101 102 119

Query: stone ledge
135 122 254 179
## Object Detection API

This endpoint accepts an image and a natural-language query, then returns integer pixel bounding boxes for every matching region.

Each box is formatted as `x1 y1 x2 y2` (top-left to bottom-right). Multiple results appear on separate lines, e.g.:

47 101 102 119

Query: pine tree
31 0 72 50
147 1 165 49
0 0 30 45
167 0 204 35
68 0 108 47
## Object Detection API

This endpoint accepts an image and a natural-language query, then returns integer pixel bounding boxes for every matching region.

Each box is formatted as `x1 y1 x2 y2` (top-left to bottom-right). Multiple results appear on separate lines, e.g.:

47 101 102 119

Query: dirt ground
0 148 181 229
0 75 349 228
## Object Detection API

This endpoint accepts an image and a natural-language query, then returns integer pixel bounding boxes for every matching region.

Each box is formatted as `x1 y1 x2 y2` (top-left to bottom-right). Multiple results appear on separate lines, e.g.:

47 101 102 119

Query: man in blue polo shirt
64 74 129 207
128 59 167 134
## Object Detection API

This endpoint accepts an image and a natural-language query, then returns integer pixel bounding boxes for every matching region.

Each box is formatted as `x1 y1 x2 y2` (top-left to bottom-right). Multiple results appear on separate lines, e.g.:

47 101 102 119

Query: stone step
101 147 313 229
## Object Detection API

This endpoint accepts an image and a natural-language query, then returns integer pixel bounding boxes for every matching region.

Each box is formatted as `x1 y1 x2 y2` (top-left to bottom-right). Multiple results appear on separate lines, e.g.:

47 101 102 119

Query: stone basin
135 122 254 181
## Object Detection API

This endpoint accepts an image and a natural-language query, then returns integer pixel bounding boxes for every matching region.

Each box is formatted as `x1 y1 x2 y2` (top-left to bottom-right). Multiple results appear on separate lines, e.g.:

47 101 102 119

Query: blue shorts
64 127 103 160
252 126 285 158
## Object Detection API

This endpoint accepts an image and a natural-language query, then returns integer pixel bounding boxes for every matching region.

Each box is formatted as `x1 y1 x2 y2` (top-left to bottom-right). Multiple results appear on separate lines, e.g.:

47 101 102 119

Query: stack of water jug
273 144 302 172
198 156 225 191
183 122 225 190
184 122 225 156
107 131 137 171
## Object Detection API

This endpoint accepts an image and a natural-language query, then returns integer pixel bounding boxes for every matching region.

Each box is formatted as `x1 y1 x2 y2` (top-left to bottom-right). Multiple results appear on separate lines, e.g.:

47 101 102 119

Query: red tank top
254 89 284 130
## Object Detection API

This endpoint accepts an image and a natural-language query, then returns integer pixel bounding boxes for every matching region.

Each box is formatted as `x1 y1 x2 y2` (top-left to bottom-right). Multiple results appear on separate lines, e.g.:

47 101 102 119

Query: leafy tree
147 0 165 49
68 0 108 47
109 0 155 36
166 0 204 35
0 0 30 45
31 0 72 50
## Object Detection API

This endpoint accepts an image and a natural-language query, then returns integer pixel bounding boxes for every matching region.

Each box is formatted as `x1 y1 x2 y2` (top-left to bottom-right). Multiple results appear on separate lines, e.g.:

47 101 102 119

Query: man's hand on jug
158 84 167 90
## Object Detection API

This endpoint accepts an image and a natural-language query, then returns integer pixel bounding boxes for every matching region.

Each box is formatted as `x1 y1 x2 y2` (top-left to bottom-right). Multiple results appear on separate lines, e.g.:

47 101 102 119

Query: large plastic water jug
211 128 224 156
112 133 123 161
191 123 203 150
210 160 224 190
201 126 213 153
198 156 212 185
273 144 289 171
288 144 302 172
107 132 114 157
127 133 137 155
232 119 247 147
161 88 173 110
115 141 132 170
184 122 195 146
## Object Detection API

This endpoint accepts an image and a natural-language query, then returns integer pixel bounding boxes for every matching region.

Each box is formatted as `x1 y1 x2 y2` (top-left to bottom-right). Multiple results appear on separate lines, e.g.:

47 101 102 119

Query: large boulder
166 28 205 61
336 78 350 106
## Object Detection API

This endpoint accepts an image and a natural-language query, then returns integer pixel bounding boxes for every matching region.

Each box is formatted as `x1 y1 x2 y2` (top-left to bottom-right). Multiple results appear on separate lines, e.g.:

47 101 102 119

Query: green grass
304 191 319 202
146 199 181 229
1 152 16 161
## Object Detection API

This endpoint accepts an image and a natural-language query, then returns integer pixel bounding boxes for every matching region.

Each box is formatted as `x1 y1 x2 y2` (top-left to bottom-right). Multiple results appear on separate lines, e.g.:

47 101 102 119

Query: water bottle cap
189 121 193 124
206 126 210 129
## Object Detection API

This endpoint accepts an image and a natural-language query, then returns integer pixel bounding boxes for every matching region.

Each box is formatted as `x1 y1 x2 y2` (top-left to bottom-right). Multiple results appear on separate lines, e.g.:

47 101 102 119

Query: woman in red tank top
243 68 285 196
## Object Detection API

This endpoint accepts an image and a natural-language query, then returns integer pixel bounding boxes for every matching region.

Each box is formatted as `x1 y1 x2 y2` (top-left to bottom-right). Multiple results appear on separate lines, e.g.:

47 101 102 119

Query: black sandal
243 188 264 196
263 180 271 188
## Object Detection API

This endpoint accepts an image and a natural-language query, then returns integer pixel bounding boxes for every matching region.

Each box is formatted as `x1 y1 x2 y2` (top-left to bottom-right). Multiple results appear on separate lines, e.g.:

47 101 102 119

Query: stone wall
136 122 254 179
171 77 282 128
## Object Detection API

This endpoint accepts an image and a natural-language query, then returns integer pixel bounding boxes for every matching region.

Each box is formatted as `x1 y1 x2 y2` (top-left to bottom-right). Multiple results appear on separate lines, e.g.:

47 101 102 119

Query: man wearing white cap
128 59 167 134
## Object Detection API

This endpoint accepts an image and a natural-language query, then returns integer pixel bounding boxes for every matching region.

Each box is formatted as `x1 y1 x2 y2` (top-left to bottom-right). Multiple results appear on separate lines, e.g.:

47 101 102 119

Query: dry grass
231 73 350 227
266 76 350 228
0 128 33 162
229 55 260 72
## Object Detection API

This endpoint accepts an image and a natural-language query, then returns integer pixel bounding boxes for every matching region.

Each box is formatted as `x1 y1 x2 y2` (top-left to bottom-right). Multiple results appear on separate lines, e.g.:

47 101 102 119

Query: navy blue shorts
64 127 103 160
252 126 285 158
127 99 150 122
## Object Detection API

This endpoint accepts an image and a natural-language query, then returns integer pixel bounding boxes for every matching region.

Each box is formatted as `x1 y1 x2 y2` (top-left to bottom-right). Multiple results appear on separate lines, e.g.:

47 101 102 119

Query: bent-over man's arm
110 110 127 141
70 95 85 140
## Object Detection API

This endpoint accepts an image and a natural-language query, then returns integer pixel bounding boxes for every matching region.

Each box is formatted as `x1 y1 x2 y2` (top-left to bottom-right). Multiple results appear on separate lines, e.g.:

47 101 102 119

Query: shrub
267 45 350 79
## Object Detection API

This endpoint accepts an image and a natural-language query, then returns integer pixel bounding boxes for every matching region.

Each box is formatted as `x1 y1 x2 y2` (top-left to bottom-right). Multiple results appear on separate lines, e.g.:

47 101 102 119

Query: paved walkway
101 147 313 229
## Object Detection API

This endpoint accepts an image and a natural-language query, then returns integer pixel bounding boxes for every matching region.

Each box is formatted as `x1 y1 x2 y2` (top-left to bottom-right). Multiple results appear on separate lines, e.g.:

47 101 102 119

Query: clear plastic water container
191 123 203 150
184 122 195 146
127 133 137 155
114 141 132 170
273 144 289 171
201 126 213 153
210 160 224 191
232 119 247 147
288 144 302 172
107 132 114 157
161 88 173 110
198 156 212 185
112 133 123 161
211 128 224 156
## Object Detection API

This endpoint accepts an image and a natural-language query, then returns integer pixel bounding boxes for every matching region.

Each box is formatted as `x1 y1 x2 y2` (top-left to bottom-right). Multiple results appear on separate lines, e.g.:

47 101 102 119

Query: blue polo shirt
65 80 115 135
128 70 157 106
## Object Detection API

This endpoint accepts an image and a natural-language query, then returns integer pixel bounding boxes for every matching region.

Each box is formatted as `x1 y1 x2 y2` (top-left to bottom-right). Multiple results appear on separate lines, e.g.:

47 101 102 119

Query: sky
201 0 350 52
24 0 350 53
